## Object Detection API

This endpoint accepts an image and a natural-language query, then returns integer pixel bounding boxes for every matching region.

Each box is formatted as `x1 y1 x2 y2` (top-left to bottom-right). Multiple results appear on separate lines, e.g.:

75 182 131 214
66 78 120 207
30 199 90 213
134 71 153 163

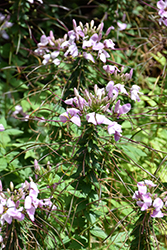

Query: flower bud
10 182 14 192
74 88 79 97
90 20 94 29
7 188 11 195
29 177 33 182
79 21 83 29
0 180 2 192
34 159 40 171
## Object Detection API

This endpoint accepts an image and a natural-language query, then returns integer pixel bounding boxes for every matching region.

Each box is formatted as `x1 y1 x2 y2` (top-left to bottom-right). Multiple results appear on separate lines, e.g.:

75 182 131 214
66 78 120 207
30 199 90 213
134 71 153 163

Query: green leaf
90 227 107 239
5 129 23 136
68 235 87 249
150 52 166 66
0 157 8 171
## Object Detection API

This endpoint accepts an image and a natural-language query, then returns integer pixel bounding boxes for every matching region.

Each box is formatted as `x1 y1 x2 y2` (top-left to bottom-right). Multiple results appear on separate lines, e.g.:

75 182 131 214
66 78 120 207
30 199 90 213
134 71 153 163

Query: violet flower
157 0 167 18
98 49 110 63
59 108 81 127
82 33 104 51
107 122 122 141
133 180 164 218
117 22 127 31
130 85 141 102
1 198 24 225
103 39 115 49
113 100 131 118
103 65 119 74
86 112 112 126
151 198 164 218
83 52 95 63
106 81 119 100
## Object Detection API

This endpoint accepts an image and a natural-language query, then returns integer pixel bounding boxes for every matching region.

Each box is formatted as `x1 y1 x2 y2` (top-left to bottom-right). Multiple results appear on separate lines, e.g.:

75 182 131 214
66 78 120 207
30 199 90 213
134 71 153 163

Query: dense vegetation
0 0 167 249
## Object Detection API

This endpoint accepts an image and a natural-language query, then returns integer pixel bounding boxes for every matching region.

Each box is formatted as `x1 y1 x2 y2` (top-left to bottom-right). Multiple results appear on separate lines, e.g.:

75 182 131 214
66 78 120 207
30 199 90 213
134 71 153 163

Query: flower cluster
59 82 141 141
133 180 167 218
0 178 56 246
34 19 122 72
157 0 167 26
0 13 13 40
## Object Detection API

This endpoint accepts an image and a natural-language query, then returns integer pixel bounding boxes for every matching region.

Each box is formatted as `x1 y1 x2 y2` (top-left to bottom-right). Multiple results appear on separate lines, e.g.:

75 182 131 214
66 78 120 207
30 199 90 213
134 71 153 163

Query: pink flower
107 122 122 141
151 198 164 218
115 84 128 95
86 112 112 126
117 22 127 30
24 182 40 221
64 43 78 58
144 180 157 188
103 65 119 74
83 52 95 63
130 85 141 102
123 68 133 81
65 94 88 110
157 0 167 18
82 33 104 51
113 100 131 118
72 19 85 40
98 49 110 63
37 34 49 47
1 199 24 225
138 193 152 211
59 108 81 127
103 39 115 49
137 181 148 194
106 81 119 100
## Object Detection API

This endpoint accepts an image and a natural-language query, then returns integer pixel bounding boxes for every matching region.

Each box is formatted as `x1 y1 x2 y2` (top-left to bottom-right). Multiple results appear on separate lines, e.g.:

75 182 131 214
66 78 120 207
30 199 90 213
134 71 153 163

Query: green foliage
0 0 167 249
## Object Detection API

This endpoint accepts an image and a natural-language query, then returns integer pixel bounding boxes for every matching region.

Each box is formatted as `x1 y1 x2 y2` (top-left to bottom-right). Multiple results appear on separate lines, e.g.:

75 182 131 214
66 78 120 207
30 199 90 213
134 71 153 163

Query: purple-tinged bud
0 124 5 132
73 19 77 29
74 88 79 97
34 159 40 171
105 26 114 36
84 89 91 100
114 100 120 113
102 103 110 112
97 22 104 34
101 96 108 103
88 99 92 106
0 180 2 192
29 177 33 182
